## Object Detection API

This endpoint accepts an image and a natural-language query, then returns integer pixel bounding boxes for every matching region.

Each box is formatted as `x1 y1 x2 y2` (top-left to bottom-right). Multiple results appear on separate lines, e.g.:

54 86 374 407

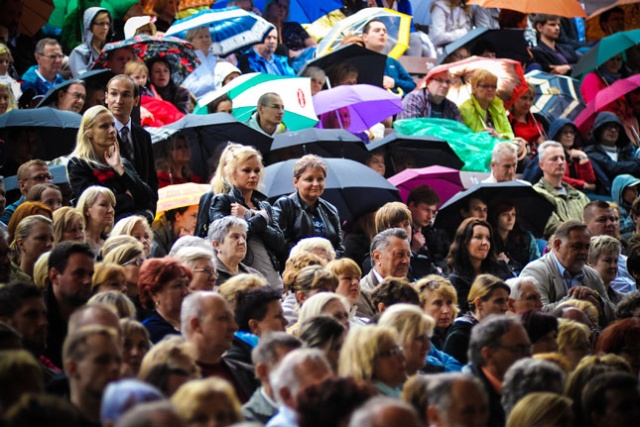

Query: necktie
120 126 134 161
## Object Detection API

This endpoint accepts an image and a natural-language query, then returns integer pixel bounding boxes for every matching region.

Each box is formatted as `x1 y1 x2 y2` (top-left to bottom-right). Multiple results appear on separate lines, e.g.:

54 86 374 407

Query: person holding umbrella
396 66 462 122
273 155 345 261
69 8 112 78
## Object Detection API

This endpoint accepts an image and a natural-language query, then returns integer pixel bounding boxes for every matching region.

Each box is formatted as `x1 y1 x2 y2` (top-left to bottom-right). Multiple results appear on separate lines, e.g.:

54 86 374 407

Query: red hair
596 318 640 355
137 257 193 310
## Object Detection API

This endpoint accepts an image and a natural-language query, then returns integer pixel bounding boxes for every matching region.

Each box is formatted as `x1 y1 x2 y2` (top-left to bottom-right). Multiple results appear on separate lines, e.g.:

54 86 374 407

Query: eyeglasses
42 54 64 60
477 84 498 90
378 346 404 358
93 21 111 27
65 91 86 101
26 173 53 182
123 257 145 267
432 78 452 85
193 268 218 279
495 343 531 356
267 104 285 111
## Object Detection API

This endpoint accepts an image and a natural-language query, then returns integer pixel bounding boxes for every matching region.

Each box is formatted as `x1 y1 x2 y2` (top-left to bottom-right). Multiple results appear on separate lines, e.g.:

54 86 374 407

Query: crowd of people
1 1 640 427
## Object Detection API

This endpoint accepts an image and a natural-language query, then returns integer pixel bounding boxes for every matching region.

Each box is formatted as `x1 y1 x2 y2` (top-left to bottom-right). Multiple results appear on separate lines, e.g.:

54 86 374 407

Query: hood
124 15 157 39
213 62 241 90
83 7 109 47
591 111 628 146
611 174 640 206
548 117 575 140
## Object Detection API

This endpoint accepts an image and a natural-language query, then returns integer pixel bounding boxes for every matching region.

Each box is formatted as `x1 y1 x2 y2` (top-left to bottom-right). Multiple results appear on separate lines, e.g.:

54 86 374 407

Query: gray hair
492 142 518 163
35 38 60 55
251 332 302 367
173 247 215 271
207 216 248 244
269 348 331 405
169 236 213 256
538 140 563 162
289 237 336 260
501 358 566 416
468 315 521 367
370 227 409 256
506 276 540 300
426 373 487 421
348 396 419 427
180 291 219 335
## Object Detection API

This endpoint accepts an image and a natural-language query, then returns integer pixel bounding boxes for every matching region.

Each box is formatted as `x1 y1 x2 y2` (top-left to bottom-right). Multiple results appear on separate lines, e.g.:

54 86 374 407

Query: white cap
124 16 156 40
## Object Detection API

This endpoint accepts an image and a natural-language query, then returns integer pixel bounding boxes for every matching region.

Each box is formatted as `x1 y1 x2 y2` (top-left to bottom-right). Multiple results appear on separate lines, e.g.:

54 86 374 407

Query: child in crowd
0 43 20 100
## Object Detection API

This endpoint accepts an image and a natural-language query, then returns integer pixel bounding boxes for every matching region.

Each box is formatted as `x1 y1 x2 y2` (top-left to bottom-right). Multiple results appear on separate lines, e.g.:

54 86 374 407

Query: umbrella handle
387 87 404 98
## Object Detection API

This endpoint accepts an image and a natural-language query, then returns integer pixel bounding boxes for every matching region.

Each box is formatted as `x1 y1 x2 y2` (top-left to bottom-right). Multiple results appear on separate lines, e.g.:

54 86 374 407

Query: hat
124 16 157 40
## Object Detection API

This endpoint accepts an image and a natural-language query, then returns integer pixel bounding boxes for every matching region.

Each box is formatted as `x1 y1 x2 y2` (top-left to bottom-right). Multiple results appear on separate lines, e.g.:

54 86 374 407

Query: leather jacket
273 192 345 259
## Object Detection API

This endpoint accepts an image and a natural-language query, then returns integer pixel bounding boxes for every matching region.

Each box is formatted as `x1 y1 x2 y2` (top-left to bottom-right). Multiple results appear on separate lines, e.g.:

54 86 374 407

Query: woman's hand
230 202 248 218
105 141 125 176
484 128 500 138
497 252 510 264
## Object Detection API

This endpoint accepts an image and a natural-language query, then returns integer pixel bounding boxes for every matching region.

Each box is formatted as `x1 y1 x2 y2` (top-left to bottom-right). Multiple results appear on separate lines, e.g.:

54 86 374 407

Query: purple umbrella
388 166 464 205
313 84 403 133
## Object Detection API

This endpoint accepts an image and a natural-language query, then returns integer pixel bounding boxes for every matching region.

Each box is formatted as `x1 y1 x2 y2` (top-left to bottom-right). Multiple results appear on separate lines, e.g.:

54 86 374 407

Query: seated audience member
348 396 422 427
292 292 350 336
588 235 625 304
76 185 115 255
509 84 547 153
429 0 472 54
611 174 640 238
482 142 522 183
443 274 510 365
519 309 559 354
111 215 154 258
414 275 459 349
506 276 543 314
581 54 624 104
531 14 578 75
425 372 489 427
3 394 81 426
288 237 336 264
0 349 43 410
102 240 146 303
299 315 346 373
459 69 514 140
173 247 217 292
596 318 640 378
556 319 592 370
463 315 531 427
145 57 191 114
238 27 296 76
267 348 334 427
506 392 573 427
300 66 326 96
397 65 462 121
91 262 127 295
99 378 163 427
370 277 420 314
21 38 65 96
88 291 136 320
242 332 302 424
547 117 596 192
25 183 63 213
119 318 150 376
171 377 243 426
68 8 111 78
360 228 412 293
154 134 201 188
1 159 53 225
10 215 53 279
460 197 488 222
152 205 199 258
533 141 590 239
446 218 512 311
326 258 372 321
581 371 639 427
615 290 640 319
114 401 186 427
217 273 267 311
245 92 288 136
501 358 566 417
282 265 338 326
584 111 640 194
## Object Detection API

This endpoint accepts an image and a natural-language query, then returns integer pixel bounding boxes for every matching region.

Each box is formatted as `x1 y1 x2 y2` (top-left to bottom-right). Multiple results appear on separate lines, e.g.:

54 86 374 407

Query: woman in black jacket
208 143 285 292
273 155 345 261
66 105 156 223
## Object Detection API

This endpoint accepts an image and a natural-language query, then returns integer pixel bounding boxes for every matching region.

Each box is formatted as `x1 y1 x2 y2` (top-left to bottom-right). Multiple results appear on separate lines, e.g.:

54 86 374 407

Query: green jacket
534 178 590 239
459 95 515 140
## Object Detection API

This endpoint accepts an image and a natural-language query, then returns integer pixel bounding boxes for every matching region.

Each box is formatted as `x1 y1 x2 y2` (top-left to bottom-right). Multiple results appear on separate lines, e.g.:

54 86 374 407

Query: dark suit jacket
531 40 579 74
119 123 159 202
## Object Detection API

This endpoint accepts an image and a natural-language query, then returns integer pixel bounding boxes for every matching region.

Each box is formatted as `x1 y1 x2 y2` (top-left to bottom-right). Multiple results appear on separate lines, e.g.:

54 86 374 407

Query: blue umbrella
214 0 343 24
526 70 586 123
165 7 274 56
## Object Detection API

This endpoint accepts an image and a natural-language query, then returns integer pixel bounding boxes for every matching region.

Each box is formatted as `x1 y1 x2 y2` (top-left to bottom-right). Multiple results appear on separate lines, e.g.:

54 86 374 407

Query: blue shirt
551 251 585 294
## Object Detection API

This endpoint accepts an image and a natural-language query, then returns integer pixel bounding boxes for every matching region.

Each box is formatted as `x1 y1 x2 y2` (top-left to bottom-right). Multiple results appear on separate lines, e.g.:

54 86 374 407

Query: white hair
506 276 540 300
269 348 331 405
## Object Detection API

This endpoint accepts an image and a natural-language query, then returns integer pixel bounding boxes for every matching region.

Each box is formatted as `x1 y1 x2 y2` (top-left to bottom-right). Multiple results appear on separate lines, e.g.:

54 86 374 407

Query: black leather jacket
272 192 345 259
209 187 285 270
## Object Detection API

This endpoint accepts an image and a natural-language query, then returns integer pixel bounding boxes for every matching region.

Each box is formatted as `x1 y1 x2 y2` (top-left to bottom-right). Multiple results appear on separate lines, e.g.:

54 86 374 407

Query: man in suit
520 220 615 323
105 74 158 214
360 228 411 293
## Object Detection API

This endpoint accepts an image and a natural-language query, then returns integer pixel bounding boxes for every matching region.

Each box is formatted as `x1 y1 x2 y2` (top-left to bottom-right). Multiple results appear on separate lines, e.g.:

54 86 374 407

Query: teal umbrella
572 29 640 78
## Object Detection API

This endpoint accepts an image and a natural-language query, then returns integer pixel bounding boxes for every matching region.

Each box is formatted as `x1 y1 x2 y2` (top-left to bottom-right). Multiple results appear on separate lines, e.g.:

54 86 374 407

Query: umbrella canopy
467 0 587 18
267 128 369 165
21 0 55 36
165 7 274 56
586 0 640 41
526 70 586 123
388 166 464 205
443 56 528 110
146 113 273 181
264 158 401 222
439 28 530 65
433 181 555 238
37 69 114 108
95 35 200 86
313 84 403 133
0 107 81 162
157 183 211 215
301 43 387 88
196 73 318 131
368 134 465 175
572 29 640 77
214 0 343 24
316 7 412 60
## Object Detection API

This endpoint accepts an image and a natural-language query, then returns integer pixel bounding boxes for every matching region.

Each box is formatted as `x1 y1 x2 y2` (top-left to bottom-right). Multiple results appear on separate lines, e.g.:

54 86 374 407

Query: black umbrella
433 181 555 239
36 69 115 108
437 28 530 65
0 107 81 169
266 128 369 165
367 133 464 176
301 44 387 88
146 113 273 181
263 158 400 222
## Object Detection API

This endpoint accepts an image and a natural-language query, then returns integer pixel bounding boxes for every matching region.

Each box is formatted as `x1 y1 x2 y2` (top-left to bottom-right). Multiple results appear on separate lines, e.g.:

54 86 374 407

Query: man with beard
44 241 95 368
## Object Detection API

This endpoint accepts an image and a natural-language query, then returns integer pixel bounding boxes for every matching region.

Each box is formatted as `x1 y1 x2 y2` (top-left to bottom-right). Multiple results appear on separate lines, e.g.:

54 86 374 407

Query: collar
35 68 58 84
374 381 402 398
114 118 132 133
372 268 385 284
481 366 503 394
551 251 568 277
259 387 278 408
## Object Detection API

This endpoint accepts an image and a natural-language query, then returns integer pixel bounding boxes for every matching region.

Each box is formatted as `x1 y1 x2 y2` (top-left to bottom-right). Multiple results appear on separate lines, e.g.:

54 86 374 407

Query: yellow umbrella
315 7 412 60
156 183 210 218
586 0 640 42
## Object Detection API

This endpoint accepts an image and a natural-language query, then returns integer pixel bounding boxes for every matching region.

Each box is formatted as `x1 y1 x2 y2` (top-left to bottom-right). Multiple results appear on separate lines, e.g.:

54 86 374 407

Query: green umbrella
572 29 640 78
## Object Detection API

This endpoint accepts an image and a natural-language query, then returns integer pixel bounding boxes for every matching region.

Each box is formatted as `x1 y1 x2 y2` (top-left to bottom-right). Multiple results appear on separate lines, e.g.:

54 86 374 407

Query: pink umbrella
313 84 403 133
388 165 464 204
574 75 640 130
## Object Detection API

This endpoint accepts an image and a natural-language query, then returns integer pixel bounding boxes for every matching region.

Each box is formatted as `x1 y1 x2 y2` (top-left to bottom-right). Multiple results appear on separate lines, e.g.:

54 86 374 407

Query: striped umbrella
165 7 274 57
526 70 586 123
196 73 318 131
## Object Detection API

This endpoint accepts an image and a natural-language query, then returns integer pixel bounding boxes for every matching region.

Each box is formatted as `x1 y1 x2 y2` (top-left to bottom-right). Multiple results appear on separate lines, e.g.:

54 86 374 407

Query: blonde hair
217 273 267 309
101 235 141 259
103 241 144 266
138 336 199 381
70 105 115 168
298 293 350 325
124 60 148 77
378 303 435 344
506 392 573 427
413 275 460 318
111 215 153 245
325 258 361 279
89 290 137 319
467 274 509 312
533 352 572 373
0 83 17 113
338 325 399 381
557 299 599 326
33 251 51 288
471 69 498 88
9 215 53 265
289 237 336 261
282 252 326 293
52 207 85 245
91 262 127 293
172 378 242 424
588 235 621 265
76 186 116 235
375 202 412 234
185 26 210 43
210 143 263 194
557 319 591 355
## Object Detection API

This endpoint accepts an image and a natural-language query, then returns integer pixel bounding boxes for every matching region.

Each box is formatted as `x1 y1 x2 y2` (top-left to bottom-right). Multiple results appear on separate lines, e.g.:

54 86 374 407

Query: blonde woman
91 262 127 295
89 290 136 319
557 319 592 371
173 247 217 292
183 26 218 98
339 325 407 398
52 207 85 245
282 265 338 326
0 82 17 115
120 318 151 377
414 275 459 349
111 215 153 258
290 292 350 336
103 240 145 300
66 105 156 224
172 377 243 427
10 215 53 278
33 251 51 288
76 186 116 254
506 392 573 427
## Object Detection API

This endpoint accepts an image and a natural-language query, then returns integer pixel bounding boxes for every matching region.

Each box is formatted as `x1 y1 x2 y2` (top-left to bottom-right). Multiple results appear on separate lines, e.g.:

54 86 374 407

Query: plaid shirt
397 87 463 122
